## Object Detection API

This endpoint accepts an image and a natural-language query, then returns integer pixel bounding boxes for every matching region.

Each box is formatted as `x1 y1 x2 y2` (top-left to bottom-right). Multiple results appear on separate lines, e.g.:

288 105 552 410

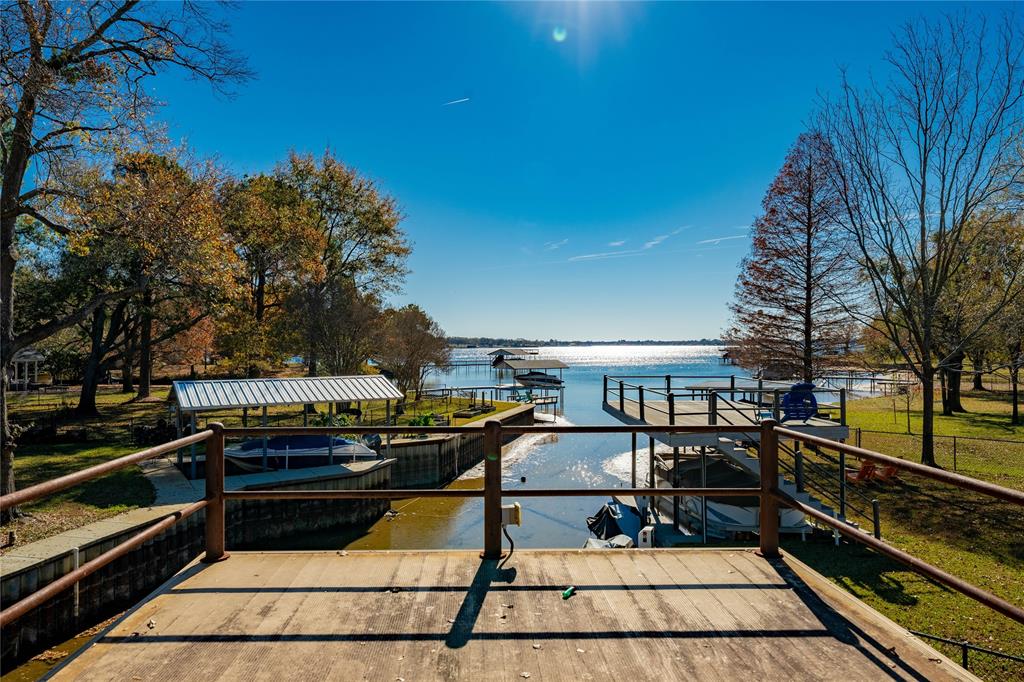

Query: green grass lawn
784 388 1024 679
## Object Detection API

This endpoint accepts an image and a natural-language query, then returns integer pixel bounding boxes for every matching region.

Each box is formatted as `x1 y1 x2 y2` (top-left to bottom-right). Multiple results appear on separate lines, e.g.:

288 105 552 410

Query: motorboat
656 457 809 539
514 371 563 387
224 434 379 470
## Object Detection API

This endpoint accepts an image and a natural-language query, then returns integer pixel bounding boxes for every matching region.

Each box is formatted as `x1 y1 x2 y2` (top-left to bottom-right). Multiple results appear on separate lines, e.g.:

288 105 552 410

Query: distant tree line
0 2 449 518
725 12 1024 465
448 337 723 347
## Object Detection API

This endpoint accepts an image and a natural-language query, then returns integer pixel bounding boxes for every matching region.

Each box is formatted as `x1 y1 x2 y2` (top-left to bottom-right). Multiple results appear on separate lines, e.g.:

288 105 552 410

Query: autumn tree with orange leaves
724 132 855 382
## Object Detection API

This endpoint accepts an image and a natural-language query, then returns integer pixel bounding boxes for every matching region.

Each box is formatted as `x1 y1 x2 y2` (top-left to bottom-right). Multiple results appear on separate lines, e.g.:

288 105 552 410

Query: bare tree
725 132 855 382
376 305 450 399
821 13 1024 465
1 1 248 516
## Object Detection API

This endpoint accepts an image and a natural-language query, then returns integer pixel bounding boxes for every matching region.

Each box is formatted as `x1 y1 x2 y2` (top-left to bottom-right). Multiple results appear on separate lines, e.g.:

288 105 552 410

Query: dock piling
203 422 227 563
758 419 780 558
482 420 503 559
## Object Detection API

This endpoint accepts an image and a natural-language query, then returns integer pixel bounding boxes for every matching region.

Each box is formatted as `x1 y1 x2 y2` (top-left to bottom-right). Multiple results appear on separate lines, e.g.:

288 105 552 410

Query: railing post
603 375 608 403
668 393 675 425
839 449 847 520
758 419 780 558
630 432 637 487
648 436 655 488
872 499 881 540
772 389 781 421
482 420 503 559
638 385 645 421
618 380 625 412
203 423 228 563
840 388 847 425
794 445 804 493
665 374 671 393
709 392 717 425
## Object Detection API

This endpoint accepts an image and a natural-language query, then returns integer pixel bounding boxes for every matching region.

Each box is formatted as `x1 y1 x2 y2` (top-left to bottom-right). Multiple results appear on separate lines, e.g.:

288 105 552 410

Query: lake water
272 344 738 551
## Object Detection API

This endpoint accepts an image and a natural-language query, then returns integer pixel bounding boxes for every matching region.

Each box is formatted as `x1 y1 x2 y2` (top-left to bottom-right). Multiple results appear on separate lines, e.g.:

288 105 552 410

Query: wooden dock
604 399 850 447
52 549 971 681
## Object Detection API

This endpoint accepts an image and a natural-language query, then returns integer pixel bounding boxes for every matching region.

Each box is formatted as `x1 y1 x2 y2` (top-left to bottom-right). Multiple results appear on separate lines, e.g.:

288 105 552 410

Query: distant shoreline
448 338 723 348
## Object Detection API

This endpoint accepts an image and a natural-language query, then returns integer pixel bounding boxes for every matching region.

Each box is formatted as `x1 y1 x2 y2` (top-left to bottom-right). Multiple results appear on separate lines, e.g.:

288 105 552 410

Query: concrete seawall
388 404 536 487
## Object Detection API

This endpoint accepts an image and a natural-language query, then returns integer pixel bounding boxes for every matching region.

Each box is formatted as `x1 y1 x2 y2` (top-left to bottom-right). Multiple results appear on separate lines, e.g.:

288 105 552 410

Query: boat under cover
514 371 563 387
658 457 809 538
225 435 378 466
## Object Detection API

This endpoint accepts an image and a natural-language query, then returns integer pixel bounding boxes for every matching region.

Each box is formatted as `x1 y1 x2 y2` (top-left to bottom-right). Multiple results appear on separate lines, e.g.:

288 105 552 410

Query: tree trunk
939 369 950 416
1011 342 1022 426
1 75 40 517
1011 366 1020 426
0 380 15 522
121 329 136 393
803 190 814 383
920 369 937 467
1 245 17 519
76 309 107 417
137 288 153 399
971 350 986 391
946 351 965 413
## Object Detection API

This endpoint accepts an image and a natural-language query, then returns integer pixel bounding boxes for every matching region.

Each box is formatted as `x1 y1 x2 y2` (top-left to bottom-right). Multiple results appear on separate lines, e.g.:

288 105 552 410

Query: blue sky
151 1 996 341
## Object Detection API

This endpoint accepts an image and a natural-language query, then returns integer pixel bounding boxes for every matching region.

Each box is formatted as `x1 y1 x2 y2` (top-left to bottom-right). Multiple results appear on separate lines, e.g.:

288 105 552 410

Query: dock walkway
604 399 850 447
53 549 971 681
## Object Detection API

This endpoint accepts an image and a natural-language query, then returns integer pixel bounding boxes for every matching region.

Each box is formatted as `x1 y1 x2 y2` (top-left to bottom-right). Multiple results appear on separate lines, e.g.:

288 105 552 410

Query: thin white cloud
696 234 748 245
544 238 569 251
608 240 626 247
644 234 669 249
442 97 470 106
569 249 645 262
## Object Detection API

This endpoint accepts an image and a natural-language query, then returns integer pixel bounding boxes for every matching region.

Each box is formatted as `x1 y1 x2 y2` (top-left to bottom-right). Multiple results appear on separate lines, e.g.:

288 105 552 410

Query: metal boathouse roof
499 358 569 370
169 375 404 412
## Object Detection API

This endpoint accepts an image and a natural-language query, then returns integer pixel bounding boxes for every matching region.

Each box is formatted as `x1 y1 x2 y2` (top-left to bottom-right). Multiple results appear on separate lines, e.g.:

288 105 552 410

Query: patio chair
845 461 877 484
871 465 901 483
780 382 818 422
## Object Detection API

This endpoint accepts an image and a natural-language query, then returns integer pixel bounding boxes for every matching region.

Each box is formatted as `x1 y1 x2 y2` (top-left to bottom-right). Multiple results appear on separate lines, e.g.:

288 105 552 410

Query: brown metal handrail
772 424 1024 625
773 426 1024 506
0 429 217 628
3 418 1022 636
0 429 213 512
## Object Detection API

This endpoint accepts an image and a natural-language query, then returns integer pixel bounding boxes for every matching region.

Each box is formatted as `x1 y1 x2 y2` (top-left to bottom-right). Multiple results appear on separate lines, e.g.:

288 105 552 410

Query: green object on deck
561 586 576 600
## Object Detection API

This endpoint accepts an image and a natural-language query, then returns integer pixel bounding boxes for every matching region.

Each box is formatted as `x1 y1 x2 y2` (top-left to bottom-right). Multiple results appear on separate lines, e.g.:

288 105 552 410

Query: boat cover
584 534 635 549
236 435 364 452
587 502 642 542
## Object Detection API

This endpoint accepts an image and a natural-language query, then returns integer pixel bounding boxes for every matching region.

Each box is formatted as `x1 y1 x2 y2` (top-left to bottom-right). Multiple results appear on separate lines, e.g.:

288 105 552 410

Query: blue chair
780 382 818 422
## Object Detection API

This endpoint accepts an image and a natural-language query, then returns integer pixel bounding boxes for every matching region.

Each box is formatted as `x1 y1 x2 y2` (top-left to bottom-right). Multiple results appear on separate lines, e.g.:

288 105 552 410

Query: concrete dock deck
52 549 970 681
604 399 850 447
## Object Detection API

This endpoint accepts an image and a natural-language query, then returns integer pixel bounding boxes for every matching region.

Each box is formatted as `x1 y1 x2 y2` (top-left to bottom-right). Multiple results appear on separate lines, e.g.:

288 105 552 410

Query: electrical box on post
638 525 655 548
501 502 522 527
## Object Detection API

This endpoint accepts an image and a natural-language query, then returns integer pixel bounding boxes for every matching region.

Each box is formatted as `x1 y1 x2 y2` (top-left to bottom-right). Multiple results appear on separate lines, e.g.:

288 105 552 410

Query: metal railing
910 629 1024 673
602 375 847 427
1 419 1022 638
772 425 1024 625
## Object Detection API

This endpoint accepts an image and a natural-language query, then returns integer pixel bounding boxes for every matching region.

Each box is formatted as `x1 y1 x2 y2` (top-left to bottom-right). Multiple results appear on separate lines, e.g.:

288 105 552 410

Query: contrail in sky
696 235 748 245
442 97 470 106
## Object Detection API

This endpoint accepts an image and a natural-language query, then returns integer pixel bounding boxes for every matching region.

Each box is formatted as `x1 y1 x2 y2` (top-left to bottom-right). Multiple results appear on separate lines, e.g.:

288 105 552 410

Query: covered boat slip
168 376 405 478
603 375 849 447
50 550 973 681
